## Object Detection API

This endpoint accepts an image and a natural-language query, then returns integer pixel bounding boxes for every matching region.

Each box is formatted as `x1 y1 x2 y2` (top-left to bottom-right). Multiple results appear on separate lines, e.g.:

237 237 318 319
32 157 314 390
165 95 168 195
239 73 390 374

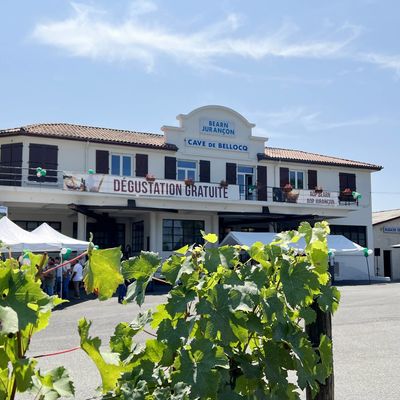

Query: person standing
54 256 62 297
43 258 56 296
62 261 72 299
71 258 83 299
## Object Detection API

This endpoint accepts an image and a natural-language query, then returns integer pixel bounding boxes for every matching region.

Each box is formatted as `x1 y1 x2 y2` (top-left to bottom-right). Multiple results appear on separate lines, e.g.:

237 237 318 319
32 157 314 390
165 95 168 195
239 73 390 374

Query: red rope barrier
33 346 81 358
41 251 88 275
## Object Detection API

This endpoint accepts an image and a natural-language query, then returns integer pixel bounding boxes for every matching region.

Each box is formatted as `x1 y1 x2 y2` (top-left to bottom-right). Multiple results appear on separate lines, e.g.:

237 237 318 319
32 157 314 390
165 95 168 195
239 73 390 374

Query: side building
0 105 381 269
372 210 400 280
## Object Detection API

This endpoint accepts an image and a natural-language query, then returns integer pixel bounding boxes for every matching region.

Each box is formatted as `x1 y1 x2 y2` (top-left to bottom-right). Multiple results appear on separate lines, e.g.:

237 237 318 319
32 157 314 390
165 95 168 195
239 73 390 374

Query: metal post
306 301 334 400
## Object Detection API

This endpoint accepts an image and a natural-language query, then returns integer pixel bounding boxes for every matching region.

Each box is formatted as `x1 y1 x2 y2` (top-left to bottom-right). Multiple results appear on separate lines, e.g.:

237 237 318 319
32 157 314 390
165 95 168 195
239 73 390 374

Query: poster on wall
63 173 240 201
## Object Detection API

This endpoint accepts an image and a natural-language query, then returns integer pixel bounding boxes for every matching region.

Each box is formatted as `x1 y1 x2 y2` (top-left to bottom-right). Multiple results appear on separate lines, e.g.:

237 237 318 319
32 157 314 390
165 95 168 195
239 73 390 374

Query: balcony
0 166 358 208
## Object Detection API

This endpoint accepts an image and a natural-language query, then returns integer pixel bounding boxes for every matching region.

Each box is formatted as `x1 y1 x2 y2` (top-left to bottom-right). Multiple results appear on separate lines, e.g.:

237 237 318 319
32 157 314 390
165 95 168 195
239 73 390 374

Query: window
330 225 367 247
289 170 304 189
111 154 132 176
86 222 125 249
15 221 61 232
28 144 58 182
177 160 196 180
163 219 204 251
132 221 144 254
237 165 255 200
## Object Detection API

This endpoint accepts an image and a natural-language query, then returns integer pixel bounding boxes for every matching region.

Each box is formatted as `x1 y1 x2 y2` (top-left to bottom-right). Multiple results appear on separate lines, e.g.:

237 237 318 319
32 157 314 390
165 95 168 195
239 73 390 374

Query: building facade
373 210 400 280
0 106 381 265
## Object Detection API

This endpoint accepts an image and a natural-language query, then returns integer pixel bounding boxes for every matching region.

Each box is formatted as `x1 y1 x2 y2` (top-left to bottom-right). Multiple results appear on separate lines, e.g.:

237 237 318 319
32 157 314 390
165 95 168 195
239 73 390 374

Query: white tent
0 217 60 253
220 232 364 255
219 231 375 281
32 223 89 251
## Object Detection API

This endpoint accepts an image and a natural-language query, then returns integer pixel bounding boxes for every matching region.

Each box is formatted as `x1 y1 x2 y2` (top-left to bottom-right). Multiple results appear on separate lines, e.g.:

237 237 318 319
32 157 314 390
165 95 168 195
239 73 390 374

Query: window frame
289 169 306 189
177 159 197 181
110 153 133 177
237 165 255 200
162 219 204 251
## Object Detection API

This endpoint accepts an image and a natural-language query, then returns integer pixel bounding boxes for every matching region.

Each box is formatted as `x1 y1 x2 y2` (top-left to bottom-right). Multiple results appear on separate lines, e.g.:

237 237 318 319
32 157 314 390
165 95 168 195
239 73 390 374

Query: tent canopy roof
220 231 364 255
32 223 89 251
0 217 59 252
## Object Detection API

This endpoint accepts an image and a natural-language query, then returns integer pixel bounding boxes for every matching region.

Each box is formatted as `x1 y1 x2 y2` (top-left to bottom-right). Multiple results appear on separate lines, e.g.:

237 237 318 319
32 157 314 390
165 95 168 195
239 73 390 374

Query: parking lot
19 283 400 400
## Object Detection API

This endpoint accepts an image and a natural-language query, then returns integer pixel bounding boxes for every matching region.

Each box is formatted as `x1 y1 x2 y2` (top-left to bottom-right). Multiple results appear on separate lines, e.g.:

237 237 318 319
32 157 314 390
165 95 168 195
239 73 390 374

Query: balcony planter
285 190 299 203
220 180 228 188
184 178 194 186
342 188 352 196
145 174 156 182
314 186 323 194
283 183 293 193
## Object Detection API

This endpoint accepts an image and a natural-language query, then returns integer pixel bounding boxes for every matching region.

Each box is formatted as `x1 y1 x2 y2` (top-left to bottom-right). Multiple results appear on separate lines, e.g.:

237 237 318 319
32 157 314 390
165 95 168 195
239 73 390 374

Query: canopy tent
32 223 89 251
0 217 60 253
220 231 364 255
219 231 374 281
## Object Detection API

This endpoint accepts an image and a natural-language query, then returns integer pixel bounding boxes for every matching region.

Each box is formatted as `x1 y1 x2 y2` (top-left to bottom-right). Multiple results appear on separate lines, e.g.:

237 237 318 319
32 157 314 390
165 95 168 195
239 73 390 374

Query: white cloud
32 2 361 71
250 107 380 135
360 53 400 76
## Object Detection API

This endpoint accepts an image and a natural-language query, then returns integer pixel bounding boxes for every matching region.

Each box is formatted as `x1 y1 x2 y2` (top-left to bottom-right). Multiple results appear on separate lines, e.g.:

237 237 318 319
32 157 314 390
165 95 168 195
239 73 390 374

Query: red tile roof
0 123 177 151
259 147 382 171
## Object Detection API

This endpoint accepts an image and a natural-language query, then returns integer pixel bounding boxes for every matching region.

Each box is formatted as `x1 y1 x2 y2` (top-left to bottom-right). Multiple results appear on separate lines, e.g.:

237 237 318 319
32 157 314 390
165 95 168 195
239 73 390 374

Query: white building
0 105 381 268
372 210 400 280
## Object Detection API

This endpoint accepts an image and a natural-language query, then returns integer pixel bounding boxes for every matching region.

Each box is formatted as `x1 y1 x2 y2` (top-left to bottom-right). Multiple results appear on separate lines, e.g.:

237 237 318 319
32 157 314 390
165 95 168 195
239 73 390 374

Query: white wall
374 219 400 280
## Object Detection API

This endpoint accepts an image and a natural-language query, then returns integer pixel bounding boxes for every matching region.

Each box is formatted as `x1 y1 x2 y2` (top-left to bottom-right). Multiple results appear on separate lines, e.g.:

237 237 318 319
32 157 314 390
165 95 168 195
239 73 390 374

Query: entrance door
383 250 392 278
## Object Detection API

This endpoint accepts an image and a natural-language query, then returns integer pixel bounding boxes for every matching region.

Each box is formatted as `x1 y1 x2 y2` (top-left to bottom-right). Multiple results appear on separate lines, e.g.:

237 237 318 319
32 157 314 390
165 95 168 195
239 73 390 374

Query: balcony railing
0 166 358 207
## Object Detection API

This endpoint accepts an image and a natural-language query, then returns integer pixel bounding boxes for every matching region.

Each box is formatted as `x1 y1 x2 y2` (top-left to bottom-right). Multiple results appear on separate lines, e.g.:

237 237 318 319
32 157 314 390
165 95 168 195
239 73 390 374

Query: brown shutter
280 167 289 188
348 174 356 191
199 160 210 183
257 165 267 201
96 150 109 174
308 170 317 190
29 144 58 182
164 156 176 180
339 173 356 191
0 143 22 186
226 163 237 185
135 154 148 177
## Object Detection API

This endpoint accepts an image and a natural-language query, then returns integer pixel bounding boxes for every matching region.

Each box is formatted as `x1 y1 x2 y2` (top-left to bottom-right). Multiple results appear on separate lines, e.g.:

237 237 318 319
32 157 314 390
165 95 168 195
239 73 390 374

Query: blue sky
1 0 399 211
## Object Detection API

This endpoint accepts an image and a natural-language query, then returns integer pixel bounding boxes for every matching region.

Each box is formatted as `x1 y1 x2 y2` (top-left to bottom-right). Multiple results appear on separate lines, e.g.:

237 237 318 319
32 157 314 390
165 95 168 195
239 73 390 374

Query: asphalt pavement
16 283 400 400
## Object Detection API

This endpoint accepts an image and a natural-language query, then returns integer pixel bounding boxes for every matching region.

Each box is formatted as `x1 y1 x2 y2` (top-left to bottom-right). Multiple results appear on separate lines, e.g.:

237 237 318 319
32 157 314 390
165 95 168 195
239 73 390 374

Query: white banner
63 173 240 201
294 190 339 206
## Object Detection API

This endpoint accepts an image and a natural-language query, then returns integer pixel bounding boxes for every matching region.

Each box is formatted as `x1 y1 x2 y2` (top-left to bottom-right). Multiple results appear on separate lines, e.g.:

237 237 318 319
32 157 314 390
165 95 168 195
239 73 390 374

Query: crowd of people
39 256 85 299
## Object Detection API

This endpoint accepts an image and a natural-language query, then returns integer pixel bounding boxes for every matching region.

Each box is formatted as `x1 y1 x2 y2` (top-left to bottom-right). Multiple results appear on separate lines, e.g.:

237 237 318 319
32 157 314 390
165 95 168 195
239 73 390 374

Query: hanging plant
145 173 156 182
283 183 293 193
220 180 228 188
184 178 194 186
342 188 352 196
314 186 323 194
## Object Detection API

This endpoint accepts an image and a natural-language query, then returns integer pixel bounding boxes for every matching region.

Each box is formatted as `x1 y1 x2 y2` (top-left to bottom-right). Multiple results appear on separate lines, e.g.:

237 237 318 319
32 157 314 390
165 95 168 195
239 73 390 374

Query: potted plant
184 178 194 186
314 186 323 194
145 173 156 182
342 188 352 196
220 180 228 188
283 183 293 193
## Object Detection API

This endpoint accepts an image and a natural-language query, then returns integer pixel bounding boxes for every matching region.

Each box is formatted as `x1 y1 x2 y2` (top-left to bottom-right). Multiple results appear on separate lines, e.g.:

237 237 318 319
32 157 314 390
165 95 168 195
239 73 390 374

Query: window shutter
29 144 58 182
307 170 317 190
348 174 356 191
165 156 176 180
280 167 289 188
257 165 267 201
199 160 210 183
135 154 148 177
96 150 109 174
226 163 237 185
0 143 22 186
339 172 356 191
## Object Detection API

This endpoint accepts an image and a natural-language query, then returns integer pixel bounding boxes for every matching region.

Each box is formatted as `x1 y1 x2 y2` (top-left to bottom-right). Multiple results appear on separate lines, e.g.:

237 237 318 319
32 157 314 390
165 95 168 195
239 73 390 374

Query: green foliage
80 221 340 399
0 256 74 400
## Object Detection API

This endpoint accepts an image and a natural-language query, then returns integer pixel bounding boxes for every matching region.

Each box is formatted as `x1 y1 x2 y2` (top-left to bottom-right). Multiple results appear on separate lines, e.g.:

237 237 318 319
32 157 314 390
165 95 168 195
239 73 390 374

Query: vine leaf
78 318 128 393
84 247 123 301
